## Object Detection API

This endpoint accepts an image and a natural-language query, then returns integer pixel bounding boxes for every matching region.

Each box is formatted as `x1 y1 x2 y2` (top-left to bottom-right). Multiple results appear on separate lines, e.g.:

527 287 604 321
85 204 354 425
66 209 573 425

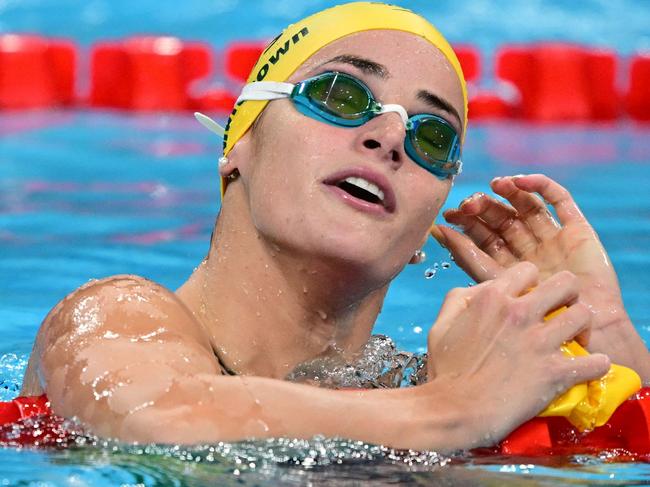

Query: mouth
323 168 396 214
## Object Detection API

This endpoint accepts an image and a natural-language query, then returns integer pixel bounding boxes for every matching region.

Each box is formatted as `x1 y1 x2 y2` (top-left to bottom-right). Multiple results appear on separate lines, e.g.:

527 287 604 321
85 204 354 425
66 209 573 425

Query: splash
0 353 28 401
286 335 428 388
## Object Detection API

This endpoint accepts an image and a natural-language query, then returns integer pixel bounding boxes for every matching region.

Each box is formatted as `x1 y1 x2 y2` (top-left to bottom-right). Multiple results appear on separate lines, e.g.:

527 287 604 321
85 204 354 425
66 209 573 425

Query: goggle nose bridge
376 103 410 128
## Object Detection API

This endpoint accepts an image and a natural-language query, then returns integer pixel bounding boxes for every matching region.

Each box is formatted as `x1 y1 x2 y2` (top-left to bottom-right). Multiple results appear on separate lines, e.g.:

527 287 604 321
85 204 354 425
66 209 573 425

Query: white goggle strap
194 112 225 138
235 81 295 104
194 82 294 139
377 103 409 127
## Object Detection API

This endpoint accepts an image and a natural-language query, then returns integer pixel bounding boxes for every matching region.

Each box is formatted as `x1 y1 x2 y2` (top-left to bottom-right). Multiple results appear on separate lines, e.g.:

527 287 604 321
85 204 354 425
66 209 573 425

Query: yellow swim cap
220 1 468 195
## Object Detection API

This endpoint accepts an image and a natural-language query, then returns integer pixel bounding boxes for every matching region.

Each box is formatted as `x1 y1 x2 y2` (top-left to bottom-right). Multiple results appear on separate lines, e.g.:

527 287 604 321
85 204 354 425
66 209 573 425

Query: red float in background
496 43 619 122
627 53 650 121
453 44 481 83
224 41 267 83
90 36 226 111
468 91 518 120
0 34 76 109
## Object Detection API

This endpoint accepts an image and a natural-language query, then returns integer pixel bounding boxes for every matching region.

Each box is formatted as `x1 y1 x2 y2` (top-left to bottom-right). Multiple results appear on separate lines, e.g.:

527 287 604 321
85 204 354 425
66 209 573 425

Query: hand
426 262 610 445
438 174 649 375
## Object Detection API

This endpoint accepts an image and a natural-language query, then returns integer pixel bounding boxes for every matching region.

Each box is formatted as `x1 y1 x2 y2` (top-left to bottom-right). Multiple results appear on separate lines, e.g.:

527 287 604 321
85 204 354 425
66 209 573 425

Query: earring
412 249 426 264
218 156 229 167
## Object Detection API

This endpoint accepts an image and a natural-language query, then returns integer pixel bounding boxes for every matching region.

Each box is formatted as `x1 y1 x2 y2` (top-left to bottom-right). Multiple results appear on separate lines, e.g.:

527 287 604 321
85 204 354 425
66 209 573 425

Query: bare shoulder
21 274 216 396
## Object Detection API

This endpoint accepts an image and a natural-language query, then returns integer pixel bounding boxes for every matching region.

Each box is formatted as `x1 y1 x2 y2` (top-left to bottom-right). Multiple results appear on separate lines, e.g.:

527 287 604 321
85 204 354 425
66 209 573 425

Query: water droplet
441 262 451 269
424 268 437 279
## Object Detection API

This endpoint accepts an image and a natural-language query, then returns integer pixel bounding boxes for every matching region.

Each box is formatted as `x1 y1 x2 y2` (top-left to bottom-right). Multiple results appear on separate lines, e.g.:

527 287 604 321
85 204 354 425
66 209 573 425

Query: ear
219 131 253 179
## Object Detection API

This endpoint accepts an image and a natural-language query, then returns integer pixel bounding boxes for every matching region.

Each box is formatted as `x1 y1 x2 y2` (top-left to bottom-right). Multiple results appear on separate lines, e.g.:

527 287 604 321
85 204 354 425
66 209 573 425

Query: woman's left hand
438 174 650 379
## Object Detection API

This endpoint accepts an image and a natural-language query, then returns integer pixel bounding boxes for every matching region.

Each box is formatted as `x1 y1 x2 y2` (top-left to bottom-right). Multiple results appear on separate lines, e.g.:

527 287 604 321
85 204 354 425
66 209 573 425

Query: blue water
2 0 650 485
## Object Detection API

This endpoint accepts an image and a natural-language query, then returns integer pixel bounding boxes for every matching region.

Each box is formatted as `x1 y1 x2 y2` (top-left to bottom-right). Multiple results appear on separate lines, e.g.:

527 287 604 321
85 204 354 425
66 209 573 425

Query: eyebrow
320 54 463 132
319 54 389 79
417 90 463 132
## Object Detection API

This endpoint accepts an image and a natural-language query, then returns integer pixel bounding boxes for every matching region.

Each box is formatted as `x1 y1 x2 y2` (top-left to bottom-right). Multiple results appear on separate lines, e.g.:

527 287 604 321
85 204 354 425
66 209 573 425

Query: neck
176 191 388 379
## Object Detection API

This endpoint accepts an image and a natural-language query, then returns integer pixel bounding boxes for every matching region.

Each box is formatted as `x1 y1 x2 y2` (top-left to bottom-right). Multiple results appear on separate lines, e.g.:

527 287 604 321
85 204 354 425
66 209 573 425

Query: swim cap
220 1 468 194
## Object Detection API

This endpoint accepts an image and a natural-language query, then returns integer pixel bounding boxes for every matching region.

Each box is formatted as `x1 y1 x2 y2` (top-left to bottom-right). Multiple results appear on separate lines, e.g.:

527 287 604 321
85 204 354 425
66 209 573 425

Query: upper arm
30 275 221 438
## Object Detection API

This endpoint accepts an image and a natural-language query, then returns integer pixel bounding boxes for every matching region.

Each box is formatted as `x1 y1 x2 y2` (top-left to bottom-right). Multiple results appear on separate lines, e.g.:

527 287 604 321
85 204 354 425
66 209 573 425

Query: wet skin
20 30 647 449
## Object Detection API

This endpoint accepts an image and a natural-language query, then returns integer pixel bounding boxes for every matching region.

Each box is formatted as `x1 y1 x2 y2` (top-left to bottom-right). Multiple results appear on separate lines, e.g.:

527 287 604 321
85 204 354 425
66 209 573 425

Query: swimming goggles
234 71 462 179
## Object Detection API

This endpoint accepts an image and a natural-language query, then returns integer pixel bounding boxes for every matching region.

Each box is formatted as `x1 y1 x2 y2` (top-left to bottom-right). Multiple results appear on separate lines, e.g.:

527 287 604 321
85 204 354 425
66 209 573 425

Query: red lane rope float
0 34 75 109
0 394 75 448
2 34 650 120
224 40 267 83
1 389 649 454
626 53 650 122
495 43 619 122
90 36 236 112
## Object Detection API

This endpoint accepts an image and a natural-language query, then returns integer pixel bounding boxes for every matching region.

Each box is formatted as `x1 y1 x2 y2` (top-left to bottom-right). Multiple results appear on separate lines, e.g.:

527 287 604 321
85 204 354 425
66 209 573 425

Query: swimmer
20 2 649 451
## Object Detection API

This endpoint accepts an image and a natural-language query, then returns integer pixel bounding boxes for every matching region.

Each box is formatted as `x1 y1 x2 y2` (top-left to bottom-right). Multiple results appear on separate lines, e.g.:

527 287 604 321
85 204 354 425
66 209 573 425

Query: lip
322 167 397 214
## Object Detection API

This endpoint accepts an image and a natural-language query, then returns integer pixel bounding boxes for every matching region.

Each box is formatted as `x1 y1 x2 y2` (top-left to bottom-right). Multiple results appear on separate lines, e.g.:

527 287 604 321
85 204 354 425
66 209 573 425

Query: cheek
402 178 450 235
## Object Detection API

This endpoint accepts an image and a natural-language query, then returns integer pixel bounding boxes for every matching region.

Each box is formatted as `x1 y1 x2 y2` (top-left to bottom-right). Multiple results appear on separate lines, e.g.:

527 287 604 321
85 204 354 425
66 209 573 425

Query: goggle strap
194 112 225 138
378 104 409 126
236 81 295 104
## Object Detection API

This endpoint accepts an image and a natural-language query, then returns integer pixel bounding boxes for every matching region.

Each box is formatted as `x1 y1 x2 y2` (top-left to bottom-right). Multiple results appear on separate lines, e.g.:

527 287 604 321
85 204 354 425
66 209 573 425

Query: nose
354 108 408 170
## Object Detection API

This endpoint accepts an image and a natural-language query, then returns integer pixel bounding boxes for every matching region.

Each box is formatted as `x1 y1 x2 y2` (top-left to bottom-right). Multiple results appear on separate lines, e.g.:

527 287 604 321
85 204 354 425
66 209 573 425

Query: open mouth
336 177 385 205
323 170 396 213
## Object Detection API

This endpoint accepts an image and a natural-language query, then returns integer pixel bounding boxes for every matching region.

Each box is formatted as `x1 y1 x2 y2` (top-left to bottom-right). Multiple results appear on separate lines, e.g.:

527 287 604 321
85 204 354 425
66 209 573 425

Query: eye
307 73 372 117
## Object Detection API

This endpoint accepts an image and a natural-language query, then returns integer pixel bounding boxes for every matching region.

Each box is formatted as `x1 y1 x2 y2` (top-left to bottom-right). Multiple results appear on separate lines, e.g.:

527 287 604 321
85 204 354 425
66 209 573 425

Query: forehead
290 30 465 124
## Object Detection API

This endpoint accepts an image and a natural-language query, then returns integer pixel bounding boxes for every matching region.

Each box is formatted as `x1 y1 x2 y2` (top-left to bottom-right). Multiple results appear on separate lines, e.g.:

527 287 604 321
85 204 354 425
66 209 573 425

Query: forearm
113 374 472 451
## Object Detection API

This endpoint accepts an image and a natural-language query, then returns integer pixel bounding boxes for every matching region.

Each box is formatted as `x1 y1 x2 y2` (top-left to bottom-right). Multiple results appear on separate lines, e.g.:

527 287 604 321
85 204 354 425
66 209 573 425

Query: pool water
1 111 649 485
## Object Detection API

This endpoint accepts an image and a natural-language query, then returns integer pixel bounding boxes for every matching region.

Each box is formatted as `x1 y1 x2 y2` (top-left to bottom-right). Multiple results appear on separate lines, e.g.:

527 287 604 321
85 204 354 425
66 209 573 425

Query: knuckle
504 300 530 326
570 301 591 320
516 261 539 278
447 287 467 301
557 270 578 283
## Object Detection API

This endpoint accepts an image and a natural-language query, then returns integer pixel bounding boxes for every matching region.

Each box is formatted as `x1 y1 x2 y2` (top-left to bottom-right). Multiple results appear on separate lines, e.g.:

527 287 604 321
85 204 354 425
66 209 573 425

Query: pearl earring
218 156 229 167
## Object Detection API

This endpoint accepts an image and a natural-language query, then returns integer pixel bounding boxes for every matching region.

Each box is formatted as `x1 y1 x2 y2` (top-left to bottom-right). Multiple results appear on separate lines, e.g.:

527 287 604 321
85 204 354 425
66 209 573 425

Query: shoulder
40 274 208 343
21 275 224 427
22 274 215 395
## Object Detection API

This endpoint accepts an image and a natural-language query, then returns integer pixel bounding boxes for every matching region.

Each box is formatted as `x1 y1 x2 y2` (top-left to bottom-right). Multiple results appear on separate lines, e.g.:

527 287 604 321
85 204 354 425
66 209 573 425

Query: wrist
406 378 494 451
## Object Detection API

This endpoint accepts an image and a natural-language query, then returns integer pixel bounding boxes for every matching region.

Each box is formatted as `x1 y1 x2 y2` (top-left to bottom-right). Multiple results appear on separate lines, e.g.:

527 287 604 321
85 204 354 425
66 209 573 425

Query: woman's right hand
425 262 611 446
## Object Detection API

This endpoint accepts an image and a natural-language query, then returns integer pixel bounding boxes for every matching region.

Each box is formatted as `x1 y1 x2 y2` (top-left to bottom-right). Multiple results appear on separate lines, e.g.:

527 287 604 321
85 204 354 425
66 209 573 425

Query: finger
498 261 540 296
491 176 560 241
524 270 579 320
443 209 518 267
434 225 503 282
558 353 610 387
510 174 588 226
460 192 540 257
542 301 592 349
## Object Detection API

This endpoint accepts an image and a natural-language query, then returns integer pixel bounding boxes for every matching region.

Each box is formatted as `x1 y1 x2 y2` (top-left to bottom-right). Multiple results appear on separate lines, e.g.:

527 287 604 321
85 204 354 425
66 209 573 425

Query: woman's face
230 30 465 281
